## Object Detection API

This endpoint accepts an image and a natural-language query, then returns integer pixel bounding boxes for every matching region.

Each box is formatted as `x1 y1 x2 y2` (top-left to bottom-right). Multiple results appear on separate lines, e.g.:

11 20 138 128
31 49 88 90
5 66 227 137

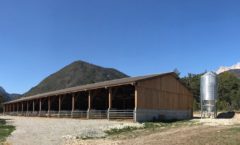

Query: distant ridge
24 60 128 97
216 62 240 78
0 86 21 101
216 62 240 74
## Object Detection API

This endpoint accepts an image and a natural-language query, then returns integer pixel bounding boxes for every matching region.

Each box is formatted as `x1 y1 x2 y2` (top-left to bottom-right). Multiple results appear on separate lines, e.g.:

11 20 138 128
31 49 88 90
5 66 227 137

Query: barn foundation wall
134 109 192 122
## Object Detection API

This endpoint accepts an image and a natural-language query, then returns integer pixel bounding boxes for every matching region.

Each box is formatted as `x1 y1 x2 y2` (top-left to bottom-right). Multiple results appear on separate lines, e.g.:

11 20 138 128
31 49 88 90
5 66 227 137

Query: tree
181 73 203 110
217 72 240 110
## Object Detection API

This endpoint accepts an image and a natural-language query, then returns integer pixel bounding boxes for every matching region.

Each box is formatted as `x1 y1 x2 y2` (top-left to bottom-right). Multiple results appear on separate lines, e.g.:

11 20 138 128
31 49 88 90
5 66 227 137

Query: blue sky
0 0 240 94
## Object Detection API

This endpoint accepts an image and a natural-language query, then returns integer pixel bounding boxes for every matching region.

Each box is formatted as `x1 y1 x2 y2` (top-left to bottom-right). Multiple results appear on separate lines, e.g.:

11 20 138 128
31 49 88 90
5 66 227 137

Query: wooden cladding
137 74 193 110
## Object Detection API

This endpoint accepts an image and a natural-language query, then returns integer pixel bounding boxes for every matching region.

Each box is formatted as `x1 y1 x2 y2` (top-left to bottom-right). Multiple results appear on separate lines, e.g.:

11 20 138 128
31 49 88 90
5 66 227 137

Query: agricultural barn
2 72 193 122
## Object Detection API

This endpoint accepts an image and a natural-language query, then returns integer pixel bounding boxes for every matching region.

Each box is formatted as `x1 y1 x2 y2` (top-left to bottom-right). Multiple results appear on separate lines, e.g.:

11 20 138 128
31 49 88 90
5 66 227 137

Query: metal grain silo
200 72 218 118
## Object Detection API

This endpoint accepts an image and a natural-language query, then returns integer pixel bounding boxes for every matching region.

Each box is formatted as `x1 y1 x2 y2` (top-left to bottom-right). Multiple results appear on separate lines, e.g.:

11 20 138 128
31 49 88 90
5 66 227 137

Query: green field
0 119 15 144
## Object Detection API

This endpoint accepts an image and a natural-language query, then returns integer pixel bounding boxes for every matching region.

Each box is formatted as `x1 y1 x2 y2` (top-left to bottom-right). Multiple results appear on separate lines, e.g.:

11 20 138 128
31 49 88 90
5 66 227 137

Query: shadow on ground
217 111 235 119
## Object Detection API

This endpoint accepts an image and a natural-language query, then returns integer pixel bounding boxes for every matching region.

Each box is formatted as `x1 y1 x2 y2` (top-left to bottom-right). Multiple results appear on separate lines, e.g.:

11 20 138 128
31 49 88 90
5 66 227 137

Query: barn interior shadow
217 111 235 119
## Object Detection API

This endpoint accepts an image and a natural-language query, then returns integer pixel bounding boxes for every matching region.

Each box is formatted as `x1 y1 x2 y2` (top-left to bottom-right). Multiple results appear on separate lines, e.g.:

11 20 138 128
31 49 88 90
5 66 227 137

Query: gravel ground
0 116 140 145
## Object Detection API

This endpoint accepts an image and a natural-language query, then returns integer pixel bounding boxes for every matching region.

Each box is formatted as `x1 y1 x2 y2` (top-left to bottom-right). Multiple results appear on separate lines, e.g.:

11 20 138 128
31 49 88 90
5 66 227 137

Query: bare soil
0 116 138 145
66 113 240 145
1 113 240 145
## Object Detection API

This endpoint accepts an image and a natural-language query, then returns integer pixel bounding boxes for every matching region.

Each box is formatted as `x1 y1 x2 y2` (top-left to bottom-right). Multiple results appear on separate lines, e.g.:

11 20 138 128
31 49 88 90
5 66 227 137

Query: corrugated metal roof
3 72 176 104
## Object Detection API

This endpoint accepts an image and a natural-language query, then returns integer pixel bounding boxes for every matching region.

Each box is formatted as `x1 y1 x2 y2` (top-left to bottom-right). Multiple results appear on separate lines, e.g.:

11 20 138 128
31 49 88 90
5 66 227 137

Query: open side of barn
2 72 193 122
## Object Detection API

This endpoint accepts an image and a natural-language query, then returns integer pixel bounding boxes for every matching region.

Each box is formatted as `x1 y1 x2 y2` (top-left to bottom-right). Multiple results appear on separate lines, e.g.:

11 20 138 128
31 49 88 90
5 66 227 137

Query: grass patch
105 126 141 136
105 120 200 137
0 119 15 143
143 120 199 129
227 126 240 132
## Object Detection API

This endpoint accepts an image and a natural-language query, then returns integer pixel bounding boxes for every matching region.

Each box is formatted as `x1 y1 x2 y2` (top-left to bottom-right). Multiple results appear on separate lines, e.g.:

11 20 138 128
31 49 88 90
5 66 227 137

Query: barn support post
134 86 138 122
12 104 15 114
3 105 5 115
17 103 19 115
48 97 51 117
33 100 35 115
87 91 91 119
71 94 75 118
39 99 42 116
58 95 61 118
26 101 29 116
107 88 112 120
21 102 23 115
4 105 6 114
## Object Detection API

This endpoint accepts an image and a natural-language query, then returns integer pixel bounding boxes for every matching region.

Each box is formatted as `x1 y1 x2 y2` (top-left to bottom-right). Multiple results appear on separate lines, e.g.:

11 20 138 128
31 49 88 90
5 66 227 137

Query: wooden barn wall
136 75 193 110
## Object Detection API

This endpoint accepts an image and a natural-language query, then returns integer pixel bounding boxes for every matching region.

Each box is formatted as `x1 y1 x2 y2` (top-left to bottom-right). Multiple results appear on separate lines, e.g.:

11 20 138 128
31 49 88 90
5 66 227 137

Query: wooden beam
3 105 5 114
22 102 23 113
48 97 51 117
108 88 112 120
108 88 112 109
33 100 35 112
88 91 91 110
87 91 91 119
72 94 75 112
27 101 29 115
71 94 75 118
134 86 138 122
17 103 19 113
135 87 138 109
13 104 15 112
58 96 61 117
39 99 42 116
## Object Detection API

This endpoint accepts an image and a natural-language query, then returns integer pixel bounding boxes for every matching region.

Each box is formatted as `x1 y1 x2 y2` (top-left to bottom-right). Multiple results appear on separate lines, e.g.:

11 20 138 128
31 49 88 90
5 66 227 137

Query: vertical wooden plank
87 91 91 119
72 94 75 112
33 100 35 112
71 94 75 118
108 88 112 109
22 102 23 113
3 105 5 114
27 101 29 115
88 91 91 110
39 99 42 116
17 103 19 113
134 86 138 109
13 104 15 112
48 97 51 116
58 96 61 114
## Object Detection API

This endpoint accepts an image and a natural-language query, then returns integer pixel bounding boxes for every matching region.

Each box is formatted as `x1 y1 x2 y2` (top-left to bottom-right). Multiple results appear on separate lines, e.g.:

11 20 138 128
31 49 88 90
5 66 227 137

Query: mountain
216 62 240 78
227 69 240 78
216 62 240 74
24 60 128 97
0 86 21 101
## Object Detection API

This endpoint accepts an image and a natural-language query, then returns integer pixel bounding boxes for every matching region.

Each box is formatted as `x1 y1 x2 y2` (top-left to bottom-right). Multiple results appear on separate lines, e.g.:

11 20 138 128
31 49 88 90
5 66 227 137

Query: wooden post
88 91 91 109
3 105 5 115
22 102 23 115
17 103 19 114
71 94 75 118
39 99 42 116
87 91 91 119
58 96 61 117
33 100 35 114
27 101 29 116
134 86 138 122
107 88 112 120
13 104 15 113
48 97 51 117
